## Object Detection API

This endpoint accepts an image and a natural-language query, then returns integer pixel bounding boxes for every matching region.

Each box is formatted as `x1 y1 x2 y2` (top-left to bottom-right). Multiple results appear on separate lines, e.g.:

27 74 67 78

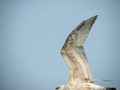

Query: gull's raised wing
61 16 97 83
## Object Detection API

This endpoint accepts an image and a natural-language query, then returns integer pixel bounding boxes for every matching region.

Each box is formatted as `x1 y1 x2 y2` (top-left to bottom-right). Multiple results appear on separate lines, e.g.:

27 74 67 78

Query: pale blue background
0 0 120 90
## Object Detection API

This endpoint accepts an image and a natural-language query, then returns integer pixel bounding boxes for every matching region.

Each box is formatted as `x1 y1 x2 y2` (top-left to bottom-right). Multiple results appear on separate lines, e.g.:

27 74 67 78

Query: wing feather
61 15 97 83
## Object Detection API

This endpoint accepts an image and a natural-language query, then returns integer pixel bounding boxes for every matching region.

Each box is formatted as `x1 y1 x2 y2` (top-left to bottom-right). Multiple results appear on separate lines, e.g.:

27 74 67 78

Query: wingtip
91 15 98 19
75 15 98 31
94 15 98 18
93 15 98 20
87 15 98 22
83 15 98 27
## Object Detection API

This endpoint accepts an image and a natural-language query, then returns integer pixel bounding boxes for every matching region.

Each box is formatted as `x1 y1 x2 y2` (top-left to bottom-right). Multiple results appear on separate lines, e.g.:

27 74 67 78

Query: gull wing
61 16 97 83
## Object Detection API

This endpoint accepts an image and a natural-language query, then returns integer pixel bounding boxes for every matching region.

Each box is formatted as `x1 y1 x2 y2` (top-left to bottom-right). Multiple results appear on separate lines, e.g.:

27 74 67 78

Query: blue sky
1 0 120 90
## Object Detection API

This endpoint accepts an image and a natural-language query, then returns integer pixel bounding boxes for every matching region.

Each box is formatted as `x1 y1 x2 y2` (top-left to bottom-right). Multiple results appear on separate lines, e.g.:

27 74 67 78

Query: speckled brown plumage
55 16 117 90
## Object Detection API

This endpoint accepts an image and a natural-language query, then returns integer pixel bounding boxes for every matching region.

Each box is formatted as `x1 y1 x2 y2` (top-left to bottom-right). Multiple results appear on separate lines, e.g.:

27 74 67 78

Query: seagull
55 16 116 90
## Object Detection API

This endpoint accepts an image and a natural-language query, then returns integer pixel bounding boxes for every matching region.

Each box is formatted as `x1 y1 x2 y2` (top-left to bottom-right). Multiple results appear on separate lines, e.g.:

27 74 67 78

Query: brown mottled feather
61 16 97 83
